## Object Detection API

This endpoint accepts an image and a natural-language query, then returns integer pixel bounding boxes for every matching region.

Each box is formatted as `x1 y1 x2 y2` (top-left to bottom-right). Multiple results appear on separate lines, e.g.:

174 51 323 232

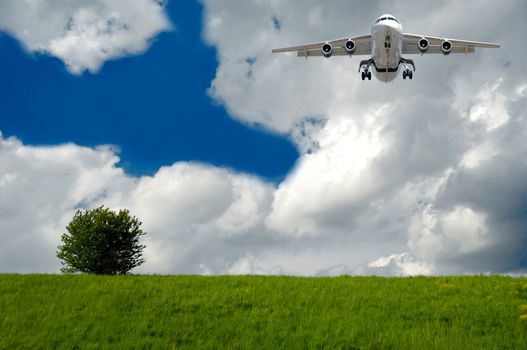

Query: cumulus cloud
0 133 132 272
0 132 407 275
0 133 279 274
368 253 431 276
2 1 527 276
0 0 171 74
200 0 527 275
110 164 276 274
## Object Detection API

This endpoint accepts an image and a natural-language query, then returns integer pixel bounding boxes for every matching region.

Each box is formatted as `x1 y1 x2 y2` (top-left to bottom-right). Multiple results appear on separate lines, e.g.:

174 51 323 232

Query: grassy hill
1 275 527 349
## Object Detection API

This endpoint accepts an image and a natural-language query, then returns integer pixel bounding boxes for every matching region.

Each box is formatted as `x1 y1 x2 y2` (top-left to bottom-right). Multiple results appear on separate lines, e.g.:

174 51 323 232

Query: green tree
57 206 146 274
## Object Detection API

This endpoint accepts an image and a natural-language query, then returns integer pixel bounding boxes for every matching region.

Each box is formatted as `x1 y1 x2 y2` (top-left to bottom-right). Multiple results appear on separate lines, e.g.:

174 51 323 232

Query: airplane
272 14 500 82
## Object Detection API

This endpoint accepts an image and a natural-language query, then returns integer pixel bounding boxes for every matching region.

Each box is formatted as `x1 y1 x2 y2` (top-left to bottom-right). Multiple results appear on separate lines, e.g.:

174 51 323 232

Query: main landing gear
359 58 374 81
361 71 372 80
400 57 415 80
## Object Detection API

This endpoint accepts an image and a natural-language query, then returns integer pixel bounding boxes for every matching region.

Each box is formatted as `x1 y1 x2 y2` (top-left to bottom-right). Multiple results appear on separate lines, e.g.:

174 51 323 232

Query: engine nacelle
441 40 452 55
418 38 429 53
345 39 356 54
322 42 333 57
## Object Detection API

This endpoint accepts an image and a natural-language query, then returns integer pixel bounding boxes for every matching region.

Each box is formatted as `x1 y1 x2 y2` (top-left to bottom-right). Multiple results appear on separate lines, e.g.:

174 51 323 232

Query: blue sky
0 0 298 179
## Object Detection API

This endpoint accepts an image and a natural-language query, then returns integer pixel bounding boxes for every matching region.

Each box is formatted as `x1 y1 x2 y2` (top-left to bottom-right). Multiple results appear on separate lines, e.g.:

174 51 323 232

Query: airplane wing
402 33 500 54
272 34 372 57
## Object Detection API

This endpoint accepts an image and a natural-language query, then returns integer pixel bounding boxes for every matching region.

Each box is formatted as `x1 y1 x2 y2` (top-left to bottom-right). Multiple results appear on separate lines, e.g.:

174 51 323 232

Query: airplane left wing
403 33 500 54
272 34 372 57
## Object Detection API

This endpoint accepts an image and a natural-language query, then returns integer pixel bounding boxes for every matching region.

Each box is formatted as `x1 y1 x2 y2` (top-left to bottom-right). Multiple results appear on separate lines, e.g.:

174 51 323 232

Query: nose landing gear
384 35 391 49
402 70 413 80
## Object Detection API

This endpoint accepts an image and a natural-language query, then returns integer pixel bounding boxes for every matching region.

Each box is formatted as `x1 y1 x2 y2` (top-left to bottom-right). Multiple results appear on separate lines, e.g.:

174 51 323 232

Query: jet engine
322 42 333 57
418 38 429 52
441 40 452 55
345 39 356 54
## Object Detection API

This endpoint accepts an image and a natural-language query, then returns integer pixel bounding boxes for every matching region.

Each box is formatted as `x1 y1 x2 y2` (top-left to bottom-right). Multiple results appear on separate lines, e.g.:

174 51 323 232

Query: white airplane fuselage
371 15 403 82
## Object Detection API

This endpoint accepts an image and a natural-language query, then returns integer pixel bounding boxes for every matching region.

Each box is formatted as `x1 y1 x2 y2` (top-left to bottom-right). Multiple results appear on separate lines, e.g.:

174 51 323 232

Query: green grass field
1 275 527 349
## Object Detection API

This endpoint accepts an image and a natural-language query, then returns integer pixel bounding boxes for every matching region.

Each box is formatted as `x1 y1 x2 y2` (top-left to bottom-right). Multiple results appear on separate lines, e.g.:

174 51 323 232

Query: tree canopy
57 206 146 274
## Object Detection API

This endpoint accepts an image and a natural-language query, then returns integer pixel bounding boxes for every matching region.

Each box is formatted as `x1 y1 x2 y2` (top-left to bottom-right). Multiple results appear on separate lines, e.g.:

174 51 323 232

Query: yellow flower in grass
523 283 527 291
520 315 527 321
520 304 527 313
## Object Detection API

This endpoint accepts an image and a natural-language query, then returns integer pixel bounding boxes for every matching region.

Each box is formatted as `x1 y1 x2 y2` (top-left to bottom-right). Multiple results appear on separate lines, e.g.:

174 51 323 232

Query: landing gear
400 57 415 80
359 59 374 81
402 69 413 80
361 71 372 80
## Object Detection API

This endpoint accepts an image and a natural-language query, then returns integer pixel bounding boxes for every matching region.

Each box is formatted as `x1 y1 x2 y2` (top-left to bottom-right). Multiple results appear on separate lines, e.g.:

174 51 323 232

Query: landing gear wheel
367 72 372 80
402 71 407 80
408 71 413 80
361 72 366 80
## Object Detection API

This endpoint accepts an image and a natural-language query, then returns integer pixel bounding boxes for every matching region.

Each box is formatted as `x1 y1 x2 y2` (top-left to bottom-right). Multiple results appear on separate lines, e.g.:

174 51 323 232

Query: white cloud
112 164 276 274
368 253 431 276
408 205 489 267
460 141 498 169
0 131 408 275
0 0 171 74
441 207 489 253
266 110 389 237
0 133 131 272
214 176 273 237
3 1 527 276
515 84 527 98
468 79 510 131
200 0 527 275
0 133 279 274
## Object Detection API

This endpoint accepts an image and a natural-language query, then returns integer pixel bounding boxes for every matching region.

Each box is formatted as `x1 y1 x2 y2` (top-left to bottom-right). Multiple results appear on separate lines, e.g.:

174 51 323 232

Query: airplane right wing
272 34 372 57
403 33 500 54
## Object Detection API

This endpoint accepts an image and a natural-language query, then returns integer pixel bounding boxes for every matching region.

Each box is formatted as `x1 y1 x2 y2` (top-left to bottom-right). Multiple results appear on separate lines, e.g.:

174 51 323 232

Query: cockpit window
377 17 400 24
